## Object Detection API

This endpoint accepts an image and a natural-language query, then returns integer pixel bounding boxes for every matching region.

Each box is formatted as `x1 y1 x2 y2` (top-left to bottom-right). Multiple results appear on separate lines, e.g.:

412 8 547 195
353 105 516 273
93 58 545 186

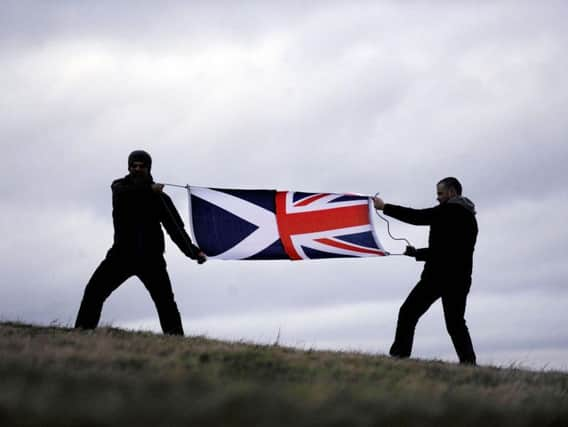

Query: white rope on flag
372 192 412 256
163 183 189 189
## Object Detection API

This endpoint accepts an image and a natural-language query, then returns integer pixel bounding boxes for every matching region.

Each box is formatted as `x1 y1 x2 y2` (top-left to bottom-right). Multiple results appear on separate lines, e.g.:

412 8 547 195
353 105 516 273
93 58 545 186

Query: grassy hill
1 322 567 426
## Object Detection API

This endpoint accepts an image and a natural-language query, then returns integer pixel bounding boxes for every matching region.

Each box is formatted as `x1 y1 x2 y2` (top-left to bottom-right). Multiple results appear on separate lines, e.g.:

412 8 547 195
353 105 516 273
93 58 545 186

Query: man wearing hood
75 150 206 335
373 177 478 365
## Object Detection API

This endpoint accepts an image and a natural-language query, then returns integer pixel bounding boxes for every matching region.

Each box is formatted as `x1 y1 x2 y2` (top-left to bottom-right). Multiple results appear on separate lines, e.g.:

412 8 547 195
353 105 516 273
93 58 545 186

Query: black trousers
75 253 184 335
389 278 476 364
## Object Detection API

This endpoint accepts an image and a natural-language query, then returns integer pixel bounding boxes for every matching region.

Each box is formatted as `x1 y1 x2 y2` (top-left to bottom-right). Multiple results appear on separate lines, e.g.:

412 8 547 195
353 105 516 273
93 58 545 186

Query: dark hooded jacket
108 174 200 260
383 196 478 282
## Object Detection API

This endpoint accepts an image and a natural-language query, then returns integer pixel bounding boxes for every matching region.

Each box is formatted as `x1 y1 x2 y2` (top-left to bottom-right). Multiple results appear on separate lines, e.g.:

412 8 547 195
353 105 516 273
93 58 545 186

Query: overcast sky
1 1 567 370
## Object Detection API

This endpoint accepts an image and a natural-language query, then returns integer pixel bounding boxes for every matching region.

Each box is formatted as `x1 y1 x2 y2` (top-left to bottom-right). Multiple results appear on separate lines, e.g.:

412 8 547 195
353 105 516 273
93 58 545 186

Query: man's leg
441 283 476 365
137 258 184 336
390 279 440 358
75 254 131 330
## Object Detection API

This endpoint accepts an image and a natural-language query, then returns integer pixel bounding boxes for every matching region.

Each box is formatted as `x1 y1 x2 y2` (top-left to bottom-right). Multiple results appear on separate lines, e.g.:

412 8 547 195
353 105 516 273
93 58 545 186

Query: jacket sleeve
414 248 429 261
159 193 201 259
383 204 438 226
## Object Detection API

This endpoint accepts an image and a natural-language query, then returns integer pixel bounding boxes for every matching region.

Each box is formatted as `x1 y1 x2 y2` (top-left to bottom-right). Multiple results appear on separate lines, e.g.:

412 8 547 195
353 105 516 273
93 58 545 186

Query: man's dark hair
438 177 462 195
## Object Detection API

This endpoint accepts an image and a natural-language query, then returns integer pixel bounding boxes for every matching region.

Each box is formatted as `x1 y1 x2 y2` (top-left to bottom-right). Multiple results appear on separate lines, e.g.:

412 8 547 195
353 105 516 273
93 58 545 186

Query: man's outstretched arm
373 196 437 226
158 191 207 264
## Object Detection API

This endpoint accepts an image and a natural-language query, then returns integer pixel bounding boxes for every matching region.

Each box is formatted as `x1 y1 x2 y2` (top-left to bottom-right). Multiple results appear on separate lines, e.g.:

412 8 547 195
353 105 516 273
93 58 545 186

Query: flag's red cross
275 192 384 260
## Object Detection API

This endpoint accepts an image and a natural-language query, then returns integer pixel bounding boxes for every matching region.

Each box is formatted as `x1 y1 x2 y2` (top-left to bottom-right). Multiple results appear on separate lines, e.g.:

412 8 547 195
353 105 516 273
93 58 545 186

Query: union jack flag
188 186 386 260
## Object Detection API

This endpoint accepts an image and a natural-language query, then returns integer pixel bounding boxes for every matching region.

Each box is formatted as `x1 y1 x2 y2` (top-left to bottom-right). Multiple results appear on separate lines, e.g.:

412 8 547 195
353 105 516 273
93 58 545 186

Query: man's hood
448 196 476 215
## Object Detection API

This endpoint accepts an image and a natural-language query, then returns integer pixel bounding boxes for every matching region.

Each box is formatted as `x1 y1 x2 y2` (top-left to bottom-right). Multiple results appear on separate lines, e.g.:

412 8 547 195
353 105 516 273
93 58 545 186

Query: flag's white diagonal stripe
190 187 279 259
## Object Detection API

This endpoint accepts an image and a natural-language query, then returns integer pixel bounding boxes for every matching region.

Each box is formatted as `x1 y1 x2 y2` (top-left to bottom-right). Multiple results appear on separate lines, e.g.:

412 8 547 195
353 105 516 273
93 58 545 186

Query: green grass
1 322 567 426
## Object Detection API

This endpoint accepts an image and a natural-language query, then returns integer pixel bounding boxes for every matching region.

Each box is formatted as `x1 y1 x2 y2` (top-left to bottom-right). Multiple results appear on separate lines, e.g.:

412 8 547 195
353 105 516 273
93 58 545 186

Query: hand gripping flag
188 187 387 260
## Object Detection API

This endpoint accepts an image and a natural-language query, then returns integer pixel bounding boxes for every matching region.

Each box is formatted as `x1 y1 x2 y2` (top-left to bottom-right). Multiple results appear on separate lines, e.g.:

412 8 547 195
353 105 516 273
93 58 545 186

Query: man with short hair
75 150 206 335
373 177 478 364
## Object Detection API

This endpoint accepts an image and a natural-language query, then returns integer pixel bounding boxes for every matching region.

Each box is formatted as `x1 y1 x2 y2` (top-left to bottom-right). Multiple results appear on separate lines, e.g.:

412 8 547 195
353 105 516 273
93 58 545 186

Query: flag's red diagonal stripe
294 193 330 207
276 191 370 260
314 238 386 256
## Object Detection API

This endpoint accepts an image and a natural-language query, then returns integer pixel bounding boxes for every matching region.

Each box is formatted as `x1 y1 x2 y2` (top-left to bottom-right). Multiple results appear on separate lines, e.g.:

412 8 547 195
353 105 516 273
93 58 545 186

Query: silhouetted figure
75 150 206 335
373 177 477 365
